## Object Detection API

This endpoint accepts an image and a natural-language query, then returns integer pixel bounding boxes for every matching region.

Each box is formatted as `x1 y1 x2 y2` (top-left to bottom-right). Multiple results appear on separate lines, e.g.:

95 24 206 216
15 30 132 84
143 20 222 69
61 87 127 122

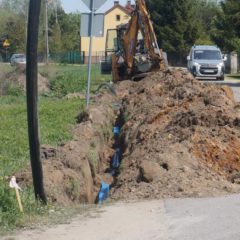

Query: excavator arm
103 0 166 81
122 0 165 74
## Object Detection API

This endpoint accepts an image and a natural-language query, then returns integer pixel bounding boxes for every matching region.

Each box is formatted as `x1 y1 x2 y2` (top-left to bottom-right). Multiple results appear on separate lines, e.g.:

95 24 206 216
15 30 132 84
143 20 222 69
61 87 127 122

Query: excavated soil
18 91 118 205
110 69 240 200
0 64 49 95
18 69 240 204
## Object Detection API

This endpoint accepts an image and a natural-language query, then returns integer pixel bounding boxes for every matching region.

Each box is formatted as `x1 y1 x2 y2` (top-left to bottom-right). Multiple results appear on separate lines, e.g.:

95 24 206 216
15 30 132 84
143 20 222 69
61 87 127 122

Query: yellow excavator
101 0 167 82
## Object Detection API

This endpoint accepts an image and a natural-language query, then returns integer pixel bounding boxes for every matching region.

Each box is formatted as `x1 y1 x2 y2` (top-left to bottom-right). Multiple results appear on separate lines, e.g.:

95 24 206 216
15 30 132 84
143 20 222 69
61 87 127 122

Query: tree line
0 0 239 59
146 0 240 56
0 0 80 59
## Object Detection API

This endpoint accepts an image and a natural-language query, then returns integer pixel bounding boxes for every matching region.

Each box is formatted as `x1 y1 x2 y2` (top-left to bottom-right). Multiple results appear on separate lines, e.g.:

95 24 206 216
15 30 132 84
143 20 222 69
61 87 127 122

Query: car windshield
194 50 221 60
15 55 25 58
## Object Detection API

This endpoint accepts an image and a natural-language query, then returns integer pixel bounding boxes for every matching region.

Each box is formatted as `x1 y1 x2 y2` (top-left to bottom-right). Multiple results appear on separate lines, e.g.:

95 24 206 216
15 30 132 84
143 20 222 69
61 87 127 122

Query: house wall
81 7 131 57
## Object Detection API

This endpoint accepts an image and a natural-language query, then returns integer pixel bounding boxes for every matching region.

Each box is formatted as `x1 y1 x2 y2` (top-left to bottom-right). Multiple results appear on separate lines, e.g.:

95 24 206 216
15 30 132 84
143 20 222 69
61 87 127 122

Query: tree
60 13 80 52
146 0 200 56
49 22 62 52
193 0 220 45
211 0 240 52
0 0 28 55
0 0 80 59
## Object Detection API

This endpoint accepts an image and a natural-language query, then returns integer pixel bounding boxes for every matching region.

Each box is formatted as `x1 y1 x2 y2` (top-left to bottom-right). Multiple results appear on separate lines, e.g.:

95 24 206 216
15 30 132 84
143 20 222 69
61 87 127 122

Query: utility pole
26 0 47 204
86 0 95 108
25 1 28 42
45 0 49 65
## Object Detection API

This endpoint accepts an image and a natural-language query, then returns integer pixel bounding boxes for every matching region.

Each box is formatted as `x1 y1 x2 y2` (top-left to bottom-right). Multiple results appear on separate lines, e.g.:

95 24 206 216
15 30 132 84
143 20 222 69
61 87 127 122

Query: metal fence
38 51 105 65
50 51 85 64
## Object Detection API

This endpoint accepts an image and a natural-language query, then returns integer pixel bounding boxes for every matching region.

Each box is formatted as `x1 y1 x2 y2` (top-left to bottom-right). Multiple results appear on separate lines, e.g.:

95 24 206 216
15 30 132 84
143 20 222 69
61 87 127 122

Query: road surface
4 194 240 240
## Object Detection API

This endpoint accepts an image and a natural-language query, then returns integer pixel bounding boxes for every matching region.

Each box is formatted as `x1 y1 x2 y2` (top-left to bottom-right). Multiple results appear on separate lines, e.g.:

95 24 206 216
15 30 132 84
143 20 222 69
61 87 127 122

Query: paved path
4 194 240 240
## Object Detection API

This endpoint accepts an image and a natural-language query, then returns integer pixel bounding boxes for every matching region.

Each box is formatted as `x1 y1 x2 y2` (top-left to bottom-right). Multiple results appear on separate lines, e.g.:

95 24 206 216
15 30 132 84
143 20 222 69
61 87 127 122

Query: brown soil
0 64 49 95
18 90 117 205
111 69 240 200
17 69 240 205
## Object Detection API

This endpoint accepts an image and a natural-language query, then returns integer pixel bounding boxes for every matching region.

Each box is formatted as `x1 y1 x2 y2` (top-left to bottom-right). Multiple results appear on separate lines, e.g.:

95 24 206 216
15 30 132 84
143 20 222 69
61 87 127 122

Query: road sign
3 39 10 48
81 0 108 108
80 0 107 37
81 14 104 37
82 0 107 10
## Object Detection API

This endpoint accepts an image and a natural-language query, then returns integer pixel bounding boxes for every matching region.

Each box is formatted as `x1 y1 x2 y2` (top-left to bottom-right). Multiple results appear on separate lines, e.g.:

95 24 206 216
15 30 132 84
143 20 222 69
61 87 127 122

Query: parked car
187 45 227 80
10 54 26 66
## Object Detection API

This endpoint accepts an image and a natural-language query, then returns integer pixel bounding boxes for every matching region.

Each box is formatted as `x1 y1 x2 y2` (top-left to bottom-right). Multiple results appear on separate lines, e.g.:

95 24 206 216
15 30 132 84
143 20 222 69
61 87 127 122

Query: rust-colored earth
18 69 240 204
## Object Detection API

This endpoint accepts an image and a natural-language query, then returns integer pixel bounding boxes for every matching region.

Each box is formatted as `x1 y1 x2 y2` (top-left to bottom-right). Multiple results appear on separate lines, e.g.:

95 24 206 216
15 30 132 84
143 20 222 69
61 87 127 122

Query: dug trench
17 69 240 205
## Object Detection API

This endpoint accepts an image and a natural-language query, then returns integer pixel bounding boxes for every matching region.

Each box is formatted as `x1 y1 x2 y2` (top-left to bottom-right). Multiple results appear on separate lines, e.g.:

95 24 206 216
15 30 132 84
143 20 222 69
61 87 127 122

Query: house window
116 15 121 21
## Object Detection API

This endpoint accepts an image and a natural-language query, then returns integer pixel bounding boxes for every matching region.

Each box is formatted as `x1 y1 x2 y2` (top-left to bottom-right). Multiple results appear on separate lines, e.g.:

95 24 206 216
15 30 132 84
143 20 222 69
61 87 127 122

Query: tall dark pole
45 0 49 65
26 0 47 204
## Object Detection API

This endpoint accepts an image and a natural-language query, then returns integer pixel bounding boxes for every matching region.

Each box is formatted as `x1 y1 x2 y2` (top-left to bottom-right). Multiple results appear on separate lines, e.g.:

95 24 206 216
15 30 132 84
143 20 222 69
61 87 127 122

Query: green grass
39 64 111 97
0 63 112 98
0 62 112 230
0 95 84 229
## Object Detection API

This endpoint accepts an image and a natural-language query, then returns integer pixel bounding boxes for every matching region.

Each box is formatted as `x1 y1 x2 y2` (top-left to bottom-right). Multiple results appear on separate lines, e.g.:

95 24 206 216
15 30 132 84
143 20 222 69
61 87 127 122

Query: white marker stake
9 176 23 213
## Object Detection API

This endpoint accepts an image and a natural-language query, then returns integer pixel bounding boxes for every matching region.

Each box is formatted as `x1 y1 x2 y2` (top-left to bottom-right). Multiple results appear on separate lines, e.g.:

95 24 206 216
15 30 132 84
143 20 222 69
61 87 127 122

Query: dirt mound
17 69 240 205
0 64 49 95
18 90 118 205
110 69 240 200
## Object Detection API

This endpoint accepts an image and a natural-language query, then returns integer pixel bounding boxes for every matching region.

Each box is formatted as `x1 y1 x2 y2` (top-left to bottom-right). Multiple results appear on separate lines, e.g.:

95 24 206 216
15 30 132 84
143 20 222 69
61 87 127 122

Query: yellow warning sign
3 39 10 47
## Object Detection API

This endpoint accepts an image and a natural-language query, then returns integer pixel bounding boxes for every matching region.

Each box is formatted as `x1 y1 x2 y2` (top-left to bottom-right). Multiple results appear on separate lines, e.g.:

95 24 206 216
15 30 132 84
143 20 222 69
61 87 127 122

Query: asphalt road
7 194 240 240
165 194 240 240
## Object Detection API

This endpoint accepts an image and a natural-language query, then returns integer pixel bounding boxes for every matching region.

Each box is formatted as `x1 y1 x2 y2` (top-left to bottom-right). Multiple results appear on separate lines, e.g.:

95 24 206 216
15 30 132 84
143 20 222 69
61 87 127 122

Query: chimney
114 1 119 5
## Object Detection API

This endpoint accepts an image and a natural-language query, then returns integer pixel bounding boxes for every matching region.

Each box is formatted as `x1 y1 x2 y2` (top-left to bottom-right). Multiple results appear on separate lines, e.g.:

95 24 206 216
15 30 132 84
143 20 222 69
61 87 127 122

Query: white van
187 45 227 80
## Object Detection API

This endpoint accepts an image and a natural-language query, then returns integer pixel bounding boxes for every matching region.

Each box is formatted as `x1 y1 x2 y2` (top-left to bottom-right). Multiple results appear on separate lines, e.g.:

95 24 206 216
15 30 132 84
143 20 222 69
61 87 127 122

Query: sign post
86 0 94 108
80 0 106 108
3 39 10 62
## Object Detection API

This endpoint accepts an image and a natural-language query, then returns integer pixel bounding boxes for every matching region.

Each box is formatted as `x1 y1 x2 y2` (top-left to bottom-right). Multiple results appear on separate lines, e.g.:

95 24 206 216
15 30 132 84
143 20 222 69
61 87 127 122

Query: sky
61 0 135 13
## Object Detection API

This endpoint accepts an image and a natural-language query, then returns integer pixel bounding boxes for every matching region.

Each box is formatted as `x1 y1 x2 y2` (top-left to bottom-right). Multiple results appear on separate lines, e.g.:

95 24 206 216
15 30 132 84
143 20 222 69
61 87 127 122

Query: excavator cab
100 29 118 75
101 27 126 75
101 0 167 81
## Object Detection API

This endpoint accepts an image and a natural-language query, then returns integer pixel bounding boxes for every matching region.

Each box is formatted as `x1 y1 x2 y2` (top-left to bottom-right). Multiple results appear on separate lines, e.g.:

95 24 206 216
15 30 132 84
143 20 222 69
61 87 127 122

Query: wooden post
15 188 24 213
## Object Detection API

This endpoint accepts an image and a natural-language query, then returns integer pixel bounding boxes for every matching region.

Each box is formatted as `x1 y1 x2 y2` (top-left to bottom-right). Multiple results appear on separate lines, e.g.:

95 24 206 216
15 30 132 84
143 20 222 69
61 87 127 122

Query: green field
0 63 111 229
39 64 111 96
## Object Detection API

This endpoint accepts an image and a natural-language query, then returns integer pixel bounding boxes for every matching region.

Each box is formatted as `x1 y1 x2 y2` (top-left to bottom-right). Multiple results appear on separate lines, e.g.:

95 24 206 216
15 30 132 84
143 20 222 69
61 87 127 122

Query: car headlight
193 62 200 67
217 62 224 67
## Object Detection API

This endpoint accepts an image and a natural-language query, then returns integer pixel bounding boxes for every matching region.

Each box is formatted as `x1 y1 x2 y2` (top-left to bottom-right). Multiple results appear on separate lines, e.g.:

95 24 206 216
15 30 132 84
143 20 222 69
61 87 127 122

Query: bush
7 85 24 97
50 72 86 97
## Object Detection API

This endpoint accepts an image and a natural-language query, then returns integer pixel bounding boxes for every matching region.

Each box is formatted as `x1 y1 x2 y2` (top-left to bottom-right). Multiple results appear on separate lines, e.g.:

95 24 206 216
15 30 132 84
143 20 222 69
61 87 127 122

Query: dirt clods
111 69 240 200
17 69 240 204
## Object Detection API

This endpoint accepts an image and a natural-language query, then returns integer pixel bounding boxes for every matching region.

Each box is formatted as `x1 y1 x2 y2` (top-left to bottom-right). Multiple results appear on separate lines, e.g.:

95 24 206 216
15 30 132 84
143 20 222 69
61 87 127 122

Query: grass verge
39 64 111 97
0 62 111 231
0 95 84 230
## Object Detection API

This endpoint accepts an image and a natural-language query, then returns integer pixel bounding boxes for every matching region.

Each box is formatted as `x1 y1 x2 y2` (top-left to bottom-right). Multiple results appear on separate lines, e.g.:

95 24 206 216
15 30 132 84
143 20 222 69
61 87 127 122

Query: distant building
80 0 135 62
